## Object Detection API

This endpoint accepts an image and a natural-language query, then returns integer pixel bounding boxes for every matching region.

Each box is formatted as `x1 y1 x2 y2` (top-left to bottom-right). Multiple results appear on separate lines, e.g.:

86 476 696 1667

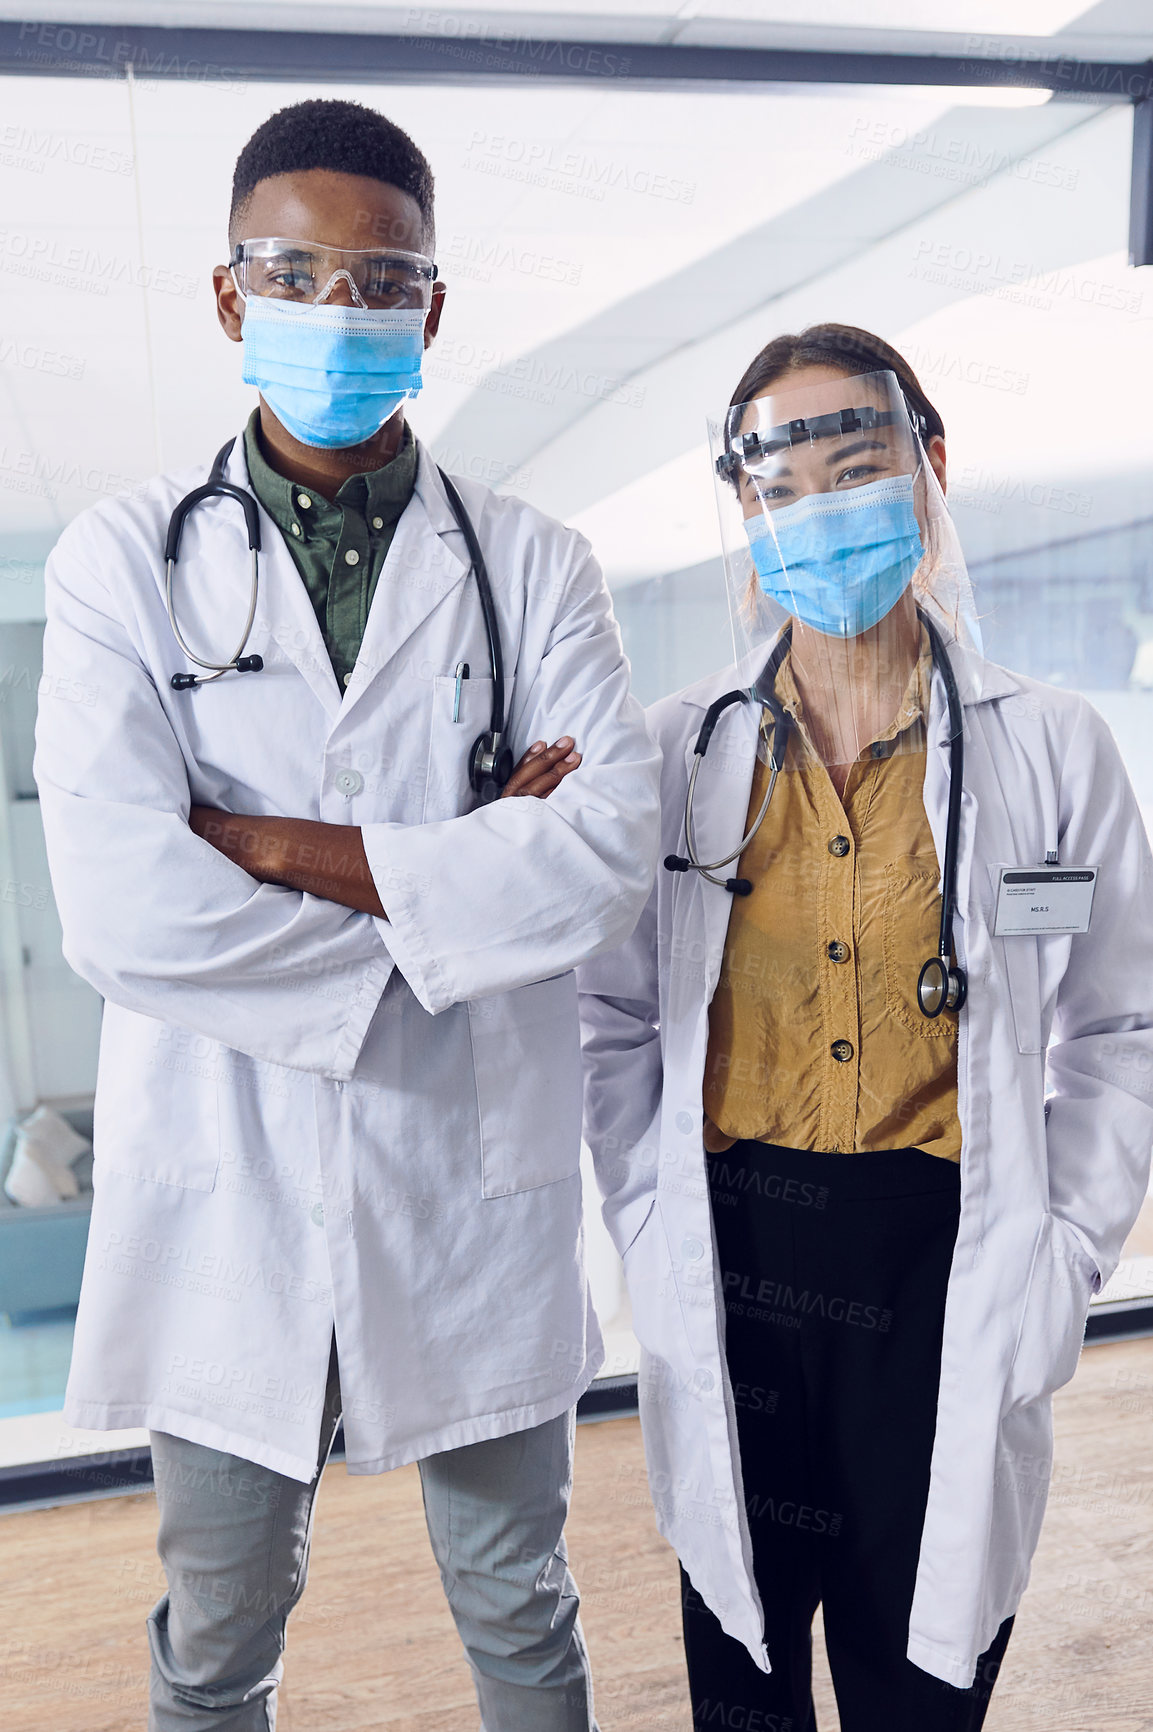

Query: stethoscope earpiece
663 855 750 895
170 654 264 692
664 644 793 897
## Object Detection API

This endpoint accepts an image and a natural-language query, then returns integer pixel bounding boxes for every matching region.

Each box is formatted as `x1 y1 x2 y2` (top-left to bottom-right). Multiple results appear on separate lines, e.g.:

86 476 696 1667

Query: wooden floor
4 1338 1153 1732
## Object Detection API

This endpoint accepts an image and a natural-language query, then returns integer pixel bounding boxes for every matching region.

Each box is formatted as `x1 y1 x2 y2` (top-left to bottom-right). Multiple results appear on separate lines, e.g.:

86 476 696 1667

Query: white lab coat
34 433 660 1483
578 637 1153 1689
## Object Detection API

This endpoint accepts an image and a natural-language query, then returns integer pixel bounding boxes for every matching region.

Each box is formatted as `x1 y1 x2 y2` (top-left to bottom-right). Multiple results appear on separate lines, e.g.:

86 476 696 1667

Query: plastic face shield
709 368 977 768
231 238 437 309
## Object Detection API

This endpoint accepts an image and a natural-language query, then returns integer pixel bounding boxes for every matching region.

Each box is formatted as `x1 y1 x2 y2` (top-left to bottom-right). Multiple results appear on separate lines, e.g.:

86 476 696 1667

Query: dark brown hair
729 322 945 442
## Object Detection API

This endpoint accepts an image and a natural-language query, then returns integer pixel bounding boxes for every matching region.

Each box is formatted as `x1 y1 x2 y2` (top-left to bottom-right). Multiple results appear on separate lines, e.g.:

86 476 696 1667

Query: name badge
993 865 1098 937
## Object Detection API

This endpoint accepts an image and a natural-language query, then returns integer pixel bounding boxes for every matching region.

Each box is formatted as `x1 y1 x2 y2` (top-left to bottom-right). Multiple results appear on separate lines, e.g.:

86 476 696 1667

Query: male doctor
34 98 659 1730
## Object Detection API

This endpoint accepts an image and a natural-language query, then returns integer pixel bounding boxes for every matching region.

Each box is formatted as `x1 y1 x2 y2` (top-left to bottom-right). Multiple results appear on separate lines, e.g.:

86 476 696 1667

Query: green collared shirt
242 409 419 690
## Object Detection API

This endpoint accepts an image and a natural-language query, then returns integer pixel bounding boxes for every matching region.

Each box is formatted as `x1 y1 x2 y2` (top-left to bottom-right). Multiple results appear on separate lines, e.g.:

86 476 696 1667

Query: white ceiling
0 0 1149 60
0 2 1150 602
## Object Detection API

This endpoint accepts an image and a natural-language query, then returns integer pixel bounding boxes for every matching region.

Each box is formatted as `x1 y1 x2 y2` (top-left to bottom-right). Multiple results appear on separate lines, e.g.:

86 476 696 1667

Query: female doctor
579 323 1153 1730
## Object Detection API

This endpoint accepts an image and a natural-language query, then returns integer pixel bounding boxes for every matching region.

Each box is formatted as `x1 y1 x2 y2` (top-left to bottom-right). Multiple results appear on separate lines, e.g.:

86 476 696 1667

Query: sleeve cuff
327 949 396 1080
365 834 454 1015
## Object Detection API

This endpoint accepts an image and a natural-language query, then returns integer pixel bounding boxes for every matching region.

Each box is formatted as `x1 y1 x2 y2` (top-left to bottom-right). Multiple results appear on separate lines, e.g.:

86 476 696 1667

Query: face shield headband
715 399 929 485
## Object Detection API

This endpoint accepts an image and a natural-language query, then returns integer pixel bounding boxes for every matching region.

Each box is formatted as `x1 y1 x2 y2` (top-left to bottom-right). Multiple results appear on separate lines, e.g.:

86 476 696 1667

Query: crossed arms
188 737 581 917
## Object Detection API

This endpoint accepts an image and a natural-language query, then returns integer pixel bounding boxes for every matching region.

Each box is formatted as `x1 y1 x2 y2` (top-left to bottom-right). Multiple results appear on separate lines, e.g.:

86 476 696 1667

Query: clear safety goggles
230 236 438 310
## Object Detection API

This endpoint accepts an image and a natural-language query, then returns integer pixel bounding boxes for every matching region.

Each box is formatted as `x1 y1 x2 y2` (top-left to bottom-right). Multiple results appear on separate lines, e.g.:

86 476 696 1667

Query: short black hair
230 99 435 245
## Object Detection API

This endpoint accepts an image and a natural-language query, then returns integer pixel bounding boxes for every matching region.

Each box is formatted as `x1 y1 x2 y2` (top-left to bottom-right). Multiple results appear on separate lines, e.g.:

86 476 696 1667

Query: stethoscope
664 610 967 1019
163 436 514 803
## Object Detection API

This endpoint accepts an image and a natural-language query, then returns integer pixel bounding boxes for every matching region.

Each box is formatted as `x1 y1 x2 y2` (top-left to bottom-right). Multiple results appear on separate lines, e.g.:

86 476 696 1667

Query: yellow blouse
702 640 962 1161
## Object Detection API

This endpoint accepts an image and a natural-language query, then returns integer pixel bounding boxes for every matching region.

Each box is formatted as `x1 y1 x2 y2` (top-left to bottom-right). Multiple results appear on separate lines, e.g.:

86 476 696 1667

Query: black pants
681 1142 1013 1732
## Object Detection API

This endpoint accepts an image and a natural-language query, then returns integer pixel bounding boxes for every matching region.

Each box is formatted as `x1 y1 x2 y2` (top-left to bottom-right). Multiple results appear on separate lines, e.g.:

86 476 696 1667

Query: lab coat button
827 940 850 964
831 1039 854 1063
310 1202 324 1227
334 768 363 796
676 1111 693 1135
681 1237 704 1261
695 1370 715 1393
828 835 851 858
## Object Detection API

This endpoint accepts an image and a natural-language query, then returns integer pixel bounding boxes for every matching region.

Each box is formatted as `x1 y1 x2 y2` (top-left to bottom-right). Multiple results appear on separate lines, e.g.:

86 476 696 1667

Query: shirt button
344 548 360 566
290 523 302 537
297 494 312 510
334 768 363 796
372 515 384 530
342 671 352 687
827 940 850 964
831 1039 854 1063
828 835 851 857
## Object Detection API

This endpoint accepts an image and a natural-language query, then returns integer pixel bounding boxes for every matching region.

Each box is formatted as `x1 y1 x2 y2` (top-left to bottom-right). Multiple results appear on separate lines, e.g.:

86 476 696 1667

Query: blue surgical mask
239 293 426 450
745 473 924 638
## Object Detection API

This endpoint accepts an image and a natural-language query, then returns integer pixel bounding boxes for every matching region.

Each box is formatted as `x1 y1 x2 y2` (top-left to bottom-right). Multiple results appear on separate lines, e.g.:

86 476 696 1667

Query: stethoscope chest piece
916 954 967 1018
470 731 514 804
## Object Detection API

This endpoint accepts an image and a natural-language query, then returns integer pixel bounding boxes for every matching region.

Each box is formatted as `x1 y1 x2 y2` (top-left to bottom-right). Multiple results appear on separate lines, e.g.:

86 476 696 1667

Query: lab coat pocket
619 1197 679 1360
1001 936 1043 1055
468 973 583 1197
618 1193 658 1263
987 867 1043 1054
1003 1213 1099 1413
424 673 496 821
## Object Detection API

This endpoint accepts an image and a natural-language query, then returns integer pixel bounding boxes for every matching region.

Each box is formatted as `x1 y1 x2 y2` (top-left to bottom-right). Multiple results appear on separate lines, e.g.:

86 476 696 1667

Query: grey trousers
146 1345 597 1731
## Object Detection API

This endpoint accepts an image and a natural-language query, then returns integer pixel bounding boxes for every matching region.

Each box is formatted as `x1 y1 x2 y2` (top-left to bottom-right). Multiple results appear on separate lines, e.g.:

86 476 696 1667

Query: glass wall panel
0 66 1149 1455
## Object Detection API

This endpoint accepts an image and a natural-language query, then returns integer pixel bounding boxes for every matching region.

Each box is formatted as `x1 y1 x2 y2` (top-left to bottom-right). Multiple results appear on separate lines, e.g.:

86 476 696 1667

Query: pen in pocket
452 661 470 723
